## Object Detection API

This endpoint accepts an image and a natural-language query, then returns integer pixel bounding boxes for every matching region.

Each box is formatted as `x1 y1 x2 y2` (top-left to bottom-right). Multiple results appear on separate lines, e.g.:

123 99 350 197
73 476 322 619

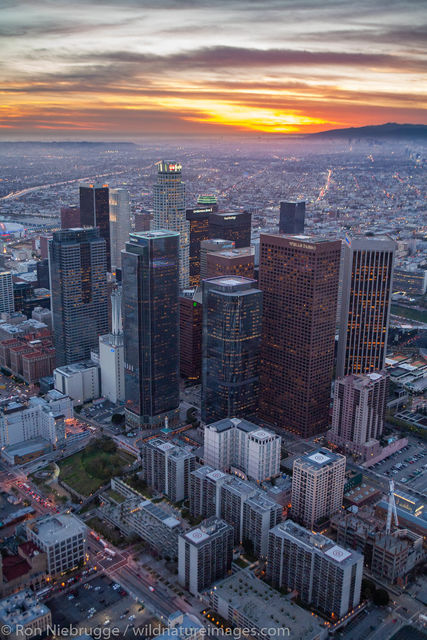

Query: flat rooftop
0 589 50 629
28 513 86 545
213 571 326 639
297 447 343 468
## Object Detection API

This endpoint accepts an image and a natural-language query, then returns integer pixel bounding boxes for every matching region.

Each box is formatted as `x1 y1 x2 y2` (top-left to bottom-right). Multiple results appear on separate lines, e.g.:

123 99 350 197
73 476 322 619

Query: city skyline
0 0 426 138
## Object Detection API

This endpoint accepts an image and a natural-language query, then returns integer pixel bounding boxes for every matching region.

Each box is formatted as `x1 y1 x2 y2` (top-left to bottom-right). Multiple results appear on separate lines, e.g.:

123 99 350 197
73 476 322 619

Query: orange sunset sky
1 0 426 138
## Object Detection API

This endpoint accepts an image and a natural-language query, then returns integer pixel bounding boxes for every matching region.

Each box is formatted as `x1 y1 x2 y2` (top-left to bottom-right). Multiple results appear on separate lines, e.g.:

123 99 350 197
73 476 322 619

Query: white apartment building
204 418 281 482
291 448 346 529
0 392 72 448
267 521 363 619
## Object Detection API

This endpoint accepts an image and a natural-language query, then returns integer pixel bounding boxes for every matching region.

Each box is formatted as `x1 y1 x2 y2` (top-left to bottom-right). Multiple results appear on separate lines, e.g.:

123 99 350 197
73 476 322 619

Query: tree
111 413 125 426
361 578 376 601
373 588 389 606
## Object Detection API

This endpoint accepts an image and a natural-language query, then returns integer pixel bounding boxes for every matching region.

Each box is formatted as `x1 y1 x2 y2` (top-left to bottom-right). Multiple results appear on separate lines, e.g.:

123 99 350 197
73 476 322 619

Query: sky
1 0 426 138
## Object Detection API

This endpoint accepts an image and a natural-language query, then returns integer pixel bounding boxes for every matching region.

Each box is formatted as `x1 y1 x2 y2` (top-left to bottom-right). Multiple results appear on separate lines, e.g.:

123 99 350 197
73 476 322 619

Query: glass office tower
79 183 111 270
122 231 180 429
202 276 262 424
49 228 108 366
279 201 305 235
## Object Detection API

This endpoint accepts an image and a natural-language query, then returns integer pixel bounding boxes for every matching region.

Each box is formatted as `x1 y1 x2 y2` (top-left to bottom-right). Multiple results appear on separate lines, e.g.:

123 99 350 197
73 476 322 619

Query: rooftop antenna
386 479 399 534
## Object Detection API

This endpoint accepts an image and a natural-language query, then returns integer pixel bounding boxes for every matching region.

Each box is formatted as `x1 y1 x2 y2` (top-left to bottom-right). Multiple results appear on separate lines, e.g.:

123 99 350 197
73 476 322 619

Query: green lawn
391 304 427 323
58 442 136 496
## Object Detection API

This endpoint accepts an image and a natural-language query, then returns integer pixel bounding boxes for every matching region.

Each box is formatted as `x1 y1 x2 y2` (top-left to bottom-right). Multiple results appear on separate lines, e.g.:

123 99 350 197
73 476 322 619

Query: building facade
267 521 363 619
259 234 341 437
186 207 212 286
109 188 131 277
208 212 251 248
200 239 235 280
278 201 305 235
329 371 388 459
79 183 111 270
99 289 124 403
202 277 262 424
153 161 189 288
178 517 233 595
142 438 196 502
122 231 180 429
49 228 108 366
0 272 14 314
206 247 255 279
337 235 396 378
179 290 202 380
203 418 281 483
291 448 346 529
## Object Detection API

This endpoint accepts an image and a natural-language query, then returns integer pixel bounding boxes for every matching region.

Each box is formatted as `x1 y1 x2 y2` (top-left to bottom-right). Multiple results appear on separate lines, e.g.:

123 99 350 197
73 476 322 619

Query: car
104 620 111 626
128 615 136 621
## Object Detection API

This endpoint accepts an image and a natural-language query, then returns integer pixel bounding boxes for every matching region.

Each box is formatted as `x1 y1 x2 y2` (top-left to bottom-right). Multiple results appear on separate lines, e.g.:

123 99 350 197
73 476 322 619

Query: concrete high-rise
79 183 111 270
49 228 108 366
153 161 189 288
291 448 345 529
142 438 196 502
99 289 124 403
203 418 281 483
178 517 233 595
267 521 363 619
279 201 305 235
259 234 341 437
329 371 388 460
109 188 131 277
208 211 251 248
0 272 14 314
202 277 262 424
337 235 396 378
122 231 180 429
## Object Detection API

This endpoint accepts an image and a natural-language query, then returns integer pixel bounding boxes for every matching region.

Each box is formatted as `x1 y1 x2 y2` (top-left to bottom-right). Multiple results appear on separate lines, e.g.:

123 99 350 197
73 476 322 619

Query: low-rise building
0 542 47 598
0 589 51 640
210 570 328 640
54 360 100 405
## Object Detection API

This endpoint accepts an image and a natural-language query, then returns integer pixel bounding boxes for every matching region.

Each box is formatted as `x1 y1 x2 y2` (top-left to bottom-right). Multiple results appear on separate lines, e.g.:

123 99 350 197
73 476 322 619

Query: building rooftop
206 417 261 434
0 589 50 630
3 437 51 459
271 521 362 568
297 447 344 469
184 517 231 545
212 570 326 640
27 513 86 545
139 500 181 529
55 360 99 376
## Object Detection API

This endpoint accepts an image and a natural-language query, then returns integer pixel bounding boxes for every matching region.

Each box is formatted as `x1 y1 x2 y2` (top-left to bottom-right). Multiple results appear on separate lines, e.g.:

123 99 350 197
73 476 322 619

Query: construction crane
386 479 399 534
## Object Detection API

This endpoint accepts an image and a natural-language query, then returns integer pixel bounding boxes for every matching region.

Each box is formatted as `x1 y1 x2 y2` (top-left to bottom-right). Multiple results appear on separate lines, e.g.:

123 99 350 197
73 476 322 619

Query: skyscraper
208 211 252 248
179 289 202 380
122 230 180 429
0 272 14 314
259 234 341 437
60 205 81 229
279 201 305 235
99 289 125 403
290 448 346 529
186 207 211 286
79 183 111 270
153 161 189 288
49 228 108 366
337 235 396 378
200 239 234 280
329 371 388 459
109 188 131 278
202 277 262 424
206 246 255 279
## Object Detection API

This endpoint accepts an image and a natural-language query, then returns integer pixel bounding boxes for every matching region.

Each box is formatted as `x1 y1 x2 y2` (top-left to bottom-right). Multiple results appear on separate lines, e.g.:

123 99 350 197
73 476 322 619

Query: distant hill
309 123 427 140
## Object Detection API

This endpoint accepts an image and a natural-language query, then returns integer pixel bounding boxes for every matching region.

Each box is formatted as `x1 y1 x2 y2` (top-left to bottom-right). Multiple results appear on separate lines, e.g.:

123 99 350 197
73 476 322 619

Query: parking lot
369 437 427 494
47 574 151 637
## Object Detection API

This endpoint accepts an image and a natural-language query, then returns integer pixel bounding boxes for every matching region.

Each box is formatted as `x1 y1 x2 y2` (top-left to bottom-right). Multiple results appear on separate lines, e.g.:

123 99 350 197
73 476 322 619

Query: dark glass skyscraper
202 276 262 424
208 211 252 248
259 234 341 438
122 230 180 429
186 198 217 287
279 201 305 235
79 183 111 270
49 228 108 366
